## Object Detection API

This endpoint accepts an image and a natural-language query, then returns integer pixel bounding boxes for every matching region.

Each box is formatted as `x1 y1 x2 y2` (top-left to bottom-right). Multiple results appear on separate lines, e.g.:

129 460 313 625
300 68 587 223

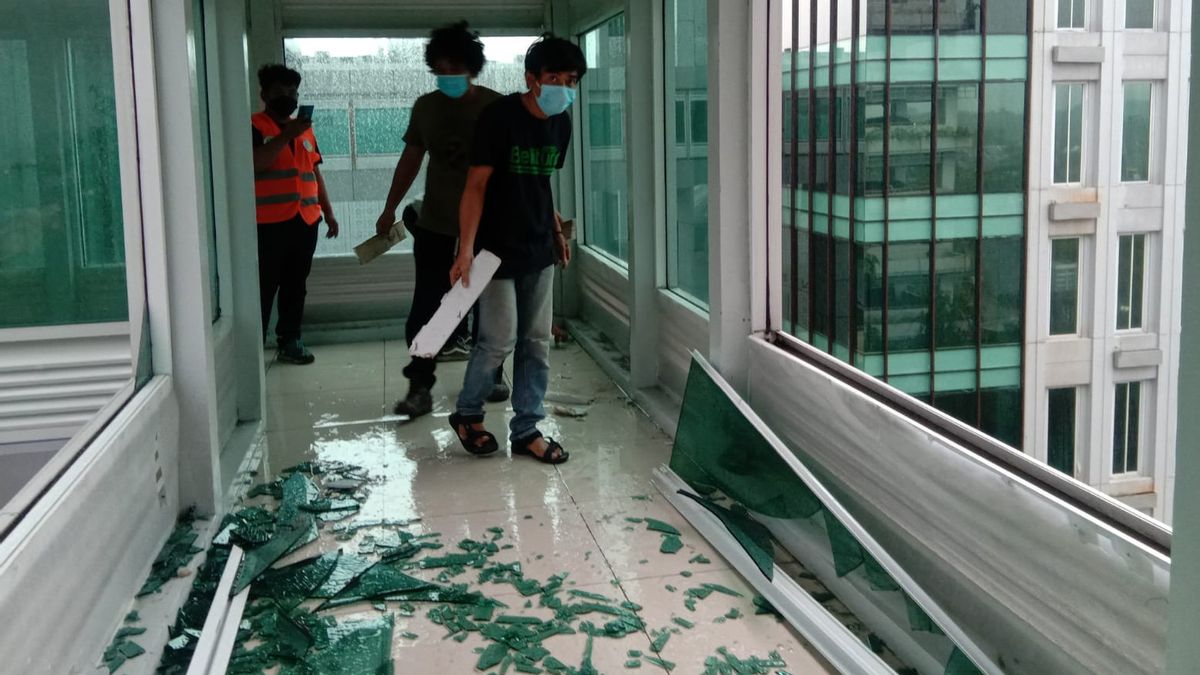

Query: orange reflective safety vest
251 111 323 225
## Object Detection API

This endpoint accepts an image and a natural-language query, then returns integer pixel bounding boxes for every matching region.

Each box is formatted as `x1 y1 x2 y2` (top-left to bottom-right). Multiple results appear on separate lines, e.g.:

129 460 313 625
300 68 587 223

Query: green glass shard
628 650 643 658
418 552 488 569
278 473 320 523
944 648 984 675
299 498 360 514
862 554 902 592
496 615 545 625
568 589 615 603
904 594 945 635
251 551 340 611
683 492 775 581
475 603 497 621
650 629 671 653
124 610 140 623
232 515 315 595
724 608 742 620
752 596 781 617
137 510 203 596
114 627 146 639
625 517 645 524
282 461 326 476
701 583 743 597
660 535 683 554
644 519 681 536
665 585 677 592
312 553 374 598
624 660 642 669
319 562 431 609
291 615 393 675
672 617 694 629
643 655 675 670
670 360 823 519
688 554 712 565
680 571 693 578
823 511 865 578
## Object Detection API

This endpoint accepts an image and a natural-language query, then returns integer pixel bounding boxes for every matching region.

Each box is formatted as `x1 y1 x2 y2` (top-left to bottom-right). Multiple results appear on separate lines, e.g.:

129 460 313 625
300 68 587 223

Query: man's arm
375 143 426 236
314 166 339 238
449 165 494 287
253 119 309 172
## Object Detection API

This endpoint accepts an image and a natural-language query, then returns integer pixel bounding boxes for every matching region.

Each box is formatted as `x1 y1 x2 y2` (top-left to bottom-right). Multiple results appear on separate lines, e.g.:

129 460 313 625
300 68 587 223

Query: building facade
781 0 1188 523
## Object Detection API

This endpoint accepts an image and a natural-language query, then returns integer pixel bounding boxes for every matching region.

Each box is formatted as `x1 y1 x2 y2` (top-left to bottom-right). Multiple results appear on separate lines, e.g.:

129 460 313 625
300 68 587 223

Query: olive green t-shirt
402 86 502 236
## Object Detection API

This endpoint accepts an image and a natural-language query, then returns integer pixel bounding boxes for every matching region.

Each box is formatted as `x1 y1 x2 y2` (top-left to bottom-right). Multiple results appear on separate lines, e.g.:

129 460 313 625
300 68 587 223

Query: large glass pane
285 36 536 257
935 240 976 349
856 243 885 354
980 236 1023 344
1053 83 1084 184
1126 0 1155 29
0 5 128 328
982 82 1026 193
937 83 979 195
581 15 629 262
193 0 220 322
857 85 885 196
1058 0 1086 29
1049 238 1079 335
1048 387 1077 475
887 242 932 352
893 0 935 35
834 238 852 354
941 0 982 34
812 233 831 342
889 85 933 195
981 386 1022 448
1113 382 1142 474
987 0 1028 34
666 0 709 304
1117 234 1146 330
1121 81 1152 182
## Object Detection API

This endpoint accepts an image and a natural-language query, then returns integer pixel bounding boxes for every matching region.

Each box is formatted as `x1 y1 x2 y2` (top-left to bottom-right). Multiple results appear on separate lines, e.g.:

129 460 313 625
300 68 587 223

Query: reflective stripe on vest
252 112 323 224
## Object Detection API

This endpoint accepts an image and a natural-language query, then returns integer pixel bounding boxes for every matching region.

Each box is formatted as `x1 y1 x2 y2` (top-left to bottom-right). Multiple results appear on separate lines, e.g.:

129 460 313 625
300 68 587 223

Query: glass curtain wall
285 37 536 257
580 15 629 263
666 0 710 305
782 0 1028 447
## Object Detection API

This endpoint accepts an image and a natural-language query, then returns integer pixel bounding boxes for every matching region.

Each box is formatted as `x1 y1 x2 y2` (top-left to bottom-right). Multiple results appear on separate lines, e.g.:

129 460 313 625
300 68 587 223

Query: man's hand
279 118 311 141
325 216 339 239
375 211 396 238
450 251 474 288
555 231 571 268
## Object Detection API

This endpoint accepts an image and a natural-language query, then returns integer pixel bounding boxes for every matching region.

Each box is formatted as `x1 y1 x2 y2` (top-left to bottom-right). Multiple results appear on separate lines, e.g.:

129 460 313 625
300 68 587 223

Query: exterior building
781 0 1188 523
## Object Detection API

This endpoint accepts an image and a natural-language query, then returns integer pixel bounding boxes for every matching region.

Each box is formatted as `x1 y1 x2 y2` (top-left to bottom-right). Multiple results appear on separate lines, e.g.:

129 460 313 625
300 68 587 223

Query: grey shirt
403 86 502 236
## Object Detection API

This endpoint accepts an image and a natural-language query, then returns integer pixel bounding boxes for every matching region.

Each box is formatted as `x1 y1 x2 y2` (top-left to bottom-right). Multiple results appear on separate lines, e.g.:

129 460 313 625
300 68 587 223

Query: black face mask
267 95 298 118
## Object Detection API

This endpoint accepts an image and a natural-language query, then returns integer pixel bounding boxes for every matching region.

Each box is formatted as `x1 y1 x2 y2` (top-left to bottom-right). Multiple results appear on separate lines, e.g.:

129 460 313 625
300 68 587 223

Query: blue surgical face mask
535 83 576 116
437 74 469 99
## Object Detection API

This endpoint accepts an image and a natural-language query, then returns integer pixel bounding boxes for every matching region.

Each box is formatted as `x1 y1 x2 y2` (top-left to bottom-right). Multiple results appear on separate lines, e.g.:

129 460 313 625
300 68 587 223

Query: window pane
1053 84 1083 184
981 236 1023 345
1117 234 1146 330
987 0 1028 34
935 389 977 426
193 0 220 322
1113 382 1142 474
941 0 982 34
1050 238 1080 335
1126 0 1155 28
1121 82 1152 182
887 243 932 352
0 9 128 328
1058 0 1085 28
889 85 933 195
582 15 629 262
981 386 1023 448
834 238 852 353
893 0 935 35
667 0 710 304
1048 388 1077 475
937 83 979 195
982 82 1026 193
857 243 885 354
812 233 831 342
286 36 537 258
857 85 885 196
935 240 976 349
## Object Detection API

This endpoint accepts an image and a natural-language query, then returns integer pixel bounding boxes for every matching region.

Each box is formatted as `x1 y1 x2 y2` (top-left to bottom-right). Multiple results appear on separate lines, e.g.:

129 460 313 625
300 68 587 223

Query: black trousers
258 217 319 343
403 225 469 387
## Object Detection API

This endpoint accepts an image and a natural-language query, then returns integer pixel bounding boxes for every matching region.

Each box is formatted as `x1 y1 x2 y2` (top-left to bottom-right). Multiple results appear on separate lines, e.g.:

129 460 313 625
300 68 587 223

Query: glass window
285 36 537 258
987 0 1028 34
1053 83 1084 184
1121 82 1152 182
887 243 932 353
1058 0 1086 28
1126 0 1155 29
980 237 1023 345
193 0 220 322
812 233 831 340
1048 388 1077 476
982 82 1026 194
856 243 885 355
935 240 976 348
1117 234 1146 330
892 0 935 35
581 15 629 263
889 85 933 195
857 85 886 196
1050 238 1080 335
941 0 982 34
981 386 1023 448
0 10 128 328
937 84 979 195
1113 382 1142 474
666 0 709 304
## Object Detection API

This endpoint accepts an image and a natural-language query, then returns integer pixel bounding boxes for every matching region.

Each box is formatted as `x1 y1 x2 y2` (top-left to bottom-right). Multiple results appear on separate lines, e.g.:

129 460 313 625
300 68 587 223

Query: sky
290 36 536 65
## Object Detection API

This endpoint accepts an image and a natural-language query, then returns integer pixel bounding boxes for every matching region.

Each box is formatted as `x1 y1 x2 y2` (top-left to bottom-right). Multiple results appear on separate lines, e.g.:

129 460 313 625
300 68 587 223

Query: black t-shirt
469 93 571 278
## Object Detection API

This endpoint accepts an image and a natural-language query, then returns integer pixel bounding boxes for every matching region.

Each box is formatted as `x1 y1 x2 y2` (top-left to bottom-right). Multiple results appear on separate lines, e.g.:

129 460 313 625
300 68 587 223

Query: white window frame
1052 82 1086 185
1116 232 1149 332
1112 380 1149 479
1119 80 1155 184
1057 0 1088 29
1123 0 1157 30
1048 237 1082 337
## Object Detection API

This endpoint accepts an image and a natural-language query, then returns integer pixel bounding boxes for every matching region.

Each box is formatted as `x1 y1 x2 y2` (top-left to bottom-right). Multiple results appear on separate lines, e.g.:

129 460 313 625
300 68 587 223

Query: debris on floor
138 509 205 597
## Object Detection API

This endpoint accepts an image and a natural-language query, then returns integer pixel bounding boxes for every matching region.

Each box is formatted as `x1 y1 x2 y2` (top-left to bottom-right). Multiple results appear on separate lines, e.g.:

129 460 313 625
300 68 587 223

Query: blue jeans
456 266 554 443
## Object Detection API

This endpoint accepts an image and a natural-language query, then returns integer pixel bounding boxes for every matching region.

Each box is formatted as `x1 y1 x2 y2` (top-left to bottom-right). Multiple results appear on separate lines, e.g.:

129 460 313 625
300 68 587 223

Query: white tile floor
259 339 836 673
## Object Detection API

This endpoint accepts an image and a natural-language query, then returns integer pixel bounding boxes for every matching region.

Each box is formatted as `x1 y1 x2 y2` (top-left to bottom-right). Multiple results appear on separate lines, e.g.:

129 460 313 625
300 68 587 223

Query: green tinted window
1113 382 1142 474
937 83 979 195
980 237 1023 345
935 240 976 349
1117 234 1146 330
1050 238 1079 335
887 242 932 352
354 107 410 155
0 10 128 328
1053 83 1084 184
312 108 350 156
1126 0 1154 28
582 14 629 263
1121 82 1152 182
982 82 1026 193
888 85 933 195
667 0 710 305
1048 387 1077 475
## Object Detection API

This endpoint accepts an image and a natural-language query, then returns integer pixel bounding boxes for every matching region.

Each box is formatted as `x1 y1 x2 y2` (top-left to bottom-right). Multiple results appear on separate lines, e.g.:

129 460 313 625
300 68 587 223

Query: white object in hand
354 223 407 264
408 250 501 358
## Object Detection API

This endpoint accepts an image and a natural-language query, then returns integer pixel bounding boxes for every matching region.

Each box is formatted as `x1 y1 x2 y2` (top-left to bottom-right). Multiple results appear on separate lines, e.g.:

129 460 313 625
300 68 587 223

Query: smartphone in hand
297 104 314 120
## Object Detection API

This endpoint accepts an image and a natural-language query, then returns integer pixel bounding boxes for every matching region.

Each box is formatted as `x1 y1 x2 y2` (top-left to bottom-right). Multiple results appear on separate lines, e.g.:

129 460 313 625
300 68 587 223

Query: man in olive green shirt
376 22 503 418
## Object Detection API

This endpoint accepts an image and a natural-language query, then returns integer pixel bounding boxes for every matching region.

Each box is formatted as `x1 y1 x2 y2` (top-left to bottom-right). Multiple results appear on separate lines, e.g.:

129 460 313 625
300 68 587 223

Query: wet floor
254 339 836 673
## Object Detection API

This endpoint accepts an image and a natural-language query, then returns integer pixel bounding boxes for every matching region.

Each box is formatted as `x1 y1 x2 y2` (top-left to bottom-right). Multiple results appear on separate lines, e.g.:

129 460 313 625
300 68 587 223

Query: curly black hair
524 33 588 79
257 63 301 91
425 21 486 77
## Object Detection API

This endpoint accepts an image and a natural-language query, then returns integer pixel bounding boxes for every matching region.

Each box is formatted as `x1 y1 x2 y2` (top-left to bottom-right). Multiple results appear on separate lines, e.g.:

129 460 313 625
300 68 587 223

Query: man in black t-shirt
447 36 587 464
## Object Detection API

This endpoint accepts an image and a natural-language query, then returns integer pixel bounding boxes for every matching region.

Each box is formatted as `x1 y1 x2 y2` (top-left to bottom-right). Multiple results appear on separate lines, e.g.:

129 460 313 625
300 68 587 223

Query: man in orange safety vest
252 64 339 365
